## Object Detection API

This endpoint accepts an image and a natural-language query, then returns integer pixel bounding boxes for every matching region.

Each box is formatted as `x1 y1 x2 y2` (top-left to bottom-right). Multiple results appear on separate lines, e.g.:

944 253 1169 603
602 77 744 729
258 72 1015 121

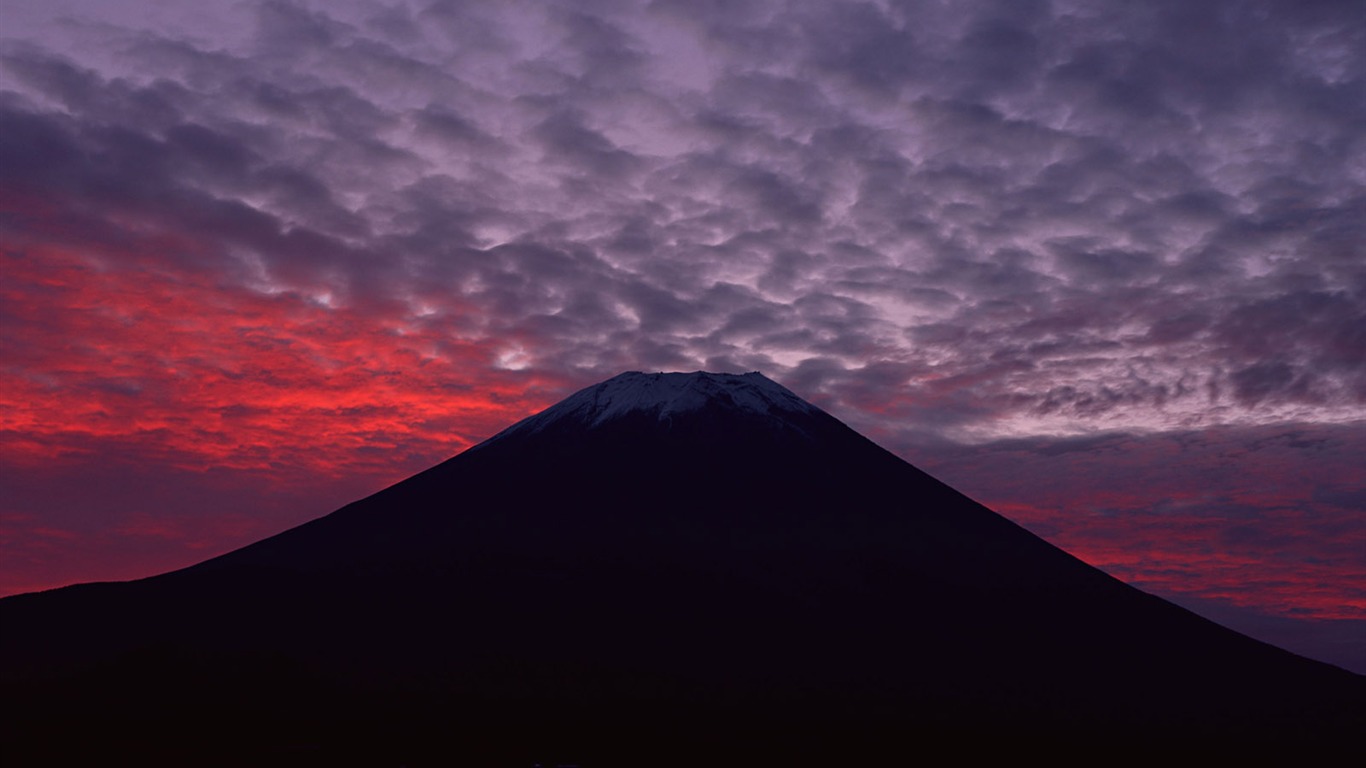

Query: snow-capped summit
486 371 820 442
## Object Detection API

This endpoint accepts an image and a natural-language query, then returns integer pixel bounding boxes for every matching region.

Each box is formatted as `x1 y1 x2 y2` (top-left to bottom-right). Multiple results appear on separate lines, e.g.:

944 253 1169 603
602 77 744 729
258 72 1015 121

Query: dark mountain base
7 680 1359 768
7 655 1360 768
6 563 1362 766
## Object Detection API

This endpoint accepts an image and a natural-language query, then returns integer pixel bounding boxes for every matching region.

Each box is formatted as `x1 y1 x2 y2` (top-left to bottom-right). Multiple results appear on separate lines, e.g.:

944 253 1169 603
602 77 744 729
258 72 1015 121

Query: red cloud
0 238 574 595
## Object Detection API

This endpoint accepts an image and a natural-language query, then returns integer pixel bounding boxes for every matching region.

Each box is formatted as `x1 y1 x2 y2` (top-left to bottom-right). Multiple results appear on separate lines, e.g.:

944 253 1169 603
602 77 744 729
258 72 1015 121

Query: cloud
4 0 1362 443
1 1 1364 673
904 422 1366 621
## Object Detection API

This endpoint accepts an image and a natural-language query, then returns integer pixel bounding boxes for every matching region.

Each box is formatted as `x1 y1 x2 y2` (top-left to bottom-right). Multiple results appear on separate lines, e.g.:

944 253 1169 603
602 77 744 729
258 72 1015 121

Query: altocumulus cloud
1 0 1363 671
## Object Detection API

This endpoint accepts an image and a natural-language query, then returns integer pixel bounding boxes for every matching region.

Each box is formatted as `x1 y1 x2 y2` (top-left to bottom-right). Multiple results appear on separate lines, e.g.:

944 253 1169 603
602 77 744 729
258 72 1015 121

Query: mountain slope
3 372 1362 764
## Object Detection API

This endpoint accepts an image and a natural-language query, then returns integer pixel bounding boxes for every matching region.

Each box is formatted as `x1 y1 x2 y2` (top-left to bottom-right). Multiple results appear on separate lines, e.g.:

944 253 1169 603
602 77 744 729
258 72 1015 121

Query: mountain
2 371 1362 765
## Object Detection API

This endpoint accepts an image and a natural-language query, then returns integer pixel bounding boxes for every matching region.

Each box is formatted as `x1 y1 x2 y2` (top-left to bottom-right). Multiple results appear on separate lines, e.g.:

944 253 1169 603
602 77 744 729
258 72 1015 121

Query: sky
1 0 1362 673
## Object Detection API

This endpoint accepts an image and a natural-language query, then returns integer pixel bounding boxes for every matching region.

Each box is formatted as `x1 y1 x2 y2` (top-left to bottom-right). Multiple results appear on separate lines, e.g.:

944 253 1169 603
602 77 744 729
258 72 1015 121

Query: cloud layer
2 0 1363 670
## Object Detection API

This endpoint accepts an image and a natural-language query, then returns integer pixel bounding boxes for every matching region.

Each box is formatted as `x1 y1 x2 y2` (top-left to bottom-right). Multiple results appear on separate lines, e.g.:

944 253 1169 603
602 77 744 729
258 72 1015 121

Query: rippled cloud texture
3 0 1363 671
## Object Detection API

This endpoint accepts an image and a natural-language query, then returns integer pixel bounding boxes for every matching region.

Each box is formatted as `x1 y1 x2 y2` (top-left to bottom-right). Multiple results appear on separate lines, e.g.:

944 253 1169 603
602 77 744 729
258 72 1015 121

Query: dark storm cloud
531 110 643 179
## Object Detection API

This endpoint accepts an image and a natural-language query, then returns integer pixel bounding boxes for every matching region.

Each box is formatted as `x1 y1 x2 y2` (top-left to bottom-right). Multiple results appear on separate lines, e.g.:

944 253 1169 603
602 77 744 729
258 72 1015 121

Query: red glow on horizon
0 238 576 596
991 498 1366 621
1 244 566 477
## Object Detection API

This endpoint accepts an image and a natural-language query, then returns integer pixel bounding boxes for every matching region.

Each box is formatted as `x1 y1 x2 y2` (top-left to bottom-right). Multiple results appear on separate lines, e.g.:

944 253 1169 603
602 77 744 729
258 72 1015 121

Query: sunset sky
2 0 1363 673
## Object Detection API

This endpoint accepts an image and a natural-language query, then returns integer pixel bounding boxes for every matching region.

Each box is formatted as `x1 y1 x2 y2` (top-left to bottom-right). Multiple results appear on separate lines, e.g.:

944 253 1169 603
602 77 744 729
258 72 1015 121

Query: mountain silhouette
3 371 1362 765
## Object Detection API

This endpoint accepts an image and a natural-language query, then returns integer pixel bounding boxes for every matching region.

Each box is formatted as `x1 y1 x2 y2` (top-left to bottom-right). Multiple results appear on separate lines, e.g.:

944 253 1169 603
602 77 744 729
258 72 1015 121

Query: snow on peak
487 371 819 442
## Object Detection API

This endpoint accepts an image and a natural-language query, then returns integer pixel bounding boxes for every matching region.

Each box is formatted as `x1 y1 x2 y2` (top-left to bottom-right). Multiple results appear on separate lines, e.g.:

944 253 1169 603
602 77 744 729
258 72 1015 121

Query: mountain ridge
2 370 1362 764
